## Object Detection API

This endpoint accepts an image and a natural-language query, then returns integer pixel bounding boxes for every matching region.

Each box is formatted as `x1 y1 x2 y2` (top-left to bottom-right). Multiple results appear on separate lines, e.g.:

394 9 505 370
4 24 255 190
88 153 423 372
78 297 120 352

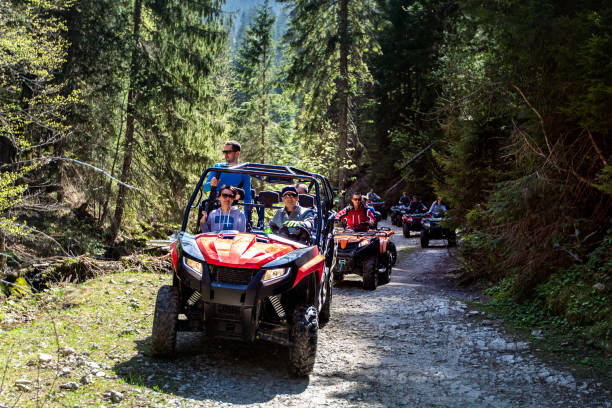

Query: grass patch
471 273 611 384
0 271 177 407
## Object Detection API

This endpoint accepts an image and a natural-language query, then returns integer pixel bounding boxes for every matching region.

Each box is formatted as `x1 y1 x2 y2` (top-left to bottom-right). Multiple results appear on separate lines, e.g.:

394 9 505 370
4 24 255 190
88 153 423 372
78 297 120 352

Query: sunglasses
222 150 235 154
220 193 235 198
283 193 298 198
351 198 361 201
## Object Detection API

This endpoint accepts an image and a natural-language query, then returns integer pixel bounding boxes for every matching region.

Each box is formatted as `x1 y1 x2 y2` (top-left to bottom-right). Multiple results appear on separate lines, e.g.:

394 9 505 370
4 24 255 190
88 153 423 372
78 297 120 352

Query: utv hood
195 232 300 269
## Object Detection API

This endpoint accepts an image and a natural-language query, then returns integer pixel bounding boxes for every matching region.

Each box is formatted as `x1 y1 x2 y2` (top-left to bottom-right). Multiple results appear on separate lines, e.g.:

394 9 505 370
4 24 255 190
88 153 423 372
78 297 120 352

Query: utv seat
255 191 280 229
298 194 315 208
258 191 280 208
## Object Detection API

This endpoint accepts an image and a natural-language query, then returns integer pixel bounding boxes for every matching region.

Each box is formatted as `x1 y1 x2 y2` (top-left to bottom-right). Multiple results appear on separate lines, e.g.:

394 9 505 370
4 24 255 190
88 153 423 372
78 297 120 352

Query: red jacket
335 205 376 230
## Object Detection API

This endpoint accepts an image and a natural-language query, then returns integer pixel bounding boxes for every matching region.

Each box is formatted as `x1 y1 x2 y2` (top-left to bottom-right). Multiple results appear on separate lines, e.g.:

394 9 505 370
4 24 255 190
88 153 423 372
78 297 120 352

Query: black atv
390 205 409 227
152 163 336 377
369 200 387 220
420 212 457 248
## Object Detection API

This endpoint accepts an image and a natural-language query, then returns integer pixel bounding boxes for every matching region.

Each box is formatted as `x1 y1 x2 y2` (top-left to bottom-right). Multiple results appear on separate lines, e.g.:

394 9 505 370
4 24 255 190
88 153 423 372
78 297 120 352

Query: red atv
152 164 336 376
402 210 429 238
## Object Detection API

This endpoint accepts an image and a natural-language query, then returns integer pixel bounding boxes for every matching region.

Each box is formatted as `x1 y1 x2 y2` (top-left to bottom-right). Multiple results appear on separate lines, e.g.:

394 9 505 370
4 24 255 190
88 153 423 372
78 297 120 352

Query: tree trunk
260 44 267 164
109 0 142 243
0 229 5 271
100 97 126 226
337 0 349 203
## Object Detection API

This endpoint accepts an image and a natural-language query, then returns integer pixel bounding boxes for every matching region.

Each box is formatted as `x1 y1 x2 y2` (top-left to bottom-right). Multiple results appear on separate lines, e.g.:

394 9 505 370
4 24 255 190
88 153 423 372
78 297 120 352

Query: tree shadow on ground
113 334 308 404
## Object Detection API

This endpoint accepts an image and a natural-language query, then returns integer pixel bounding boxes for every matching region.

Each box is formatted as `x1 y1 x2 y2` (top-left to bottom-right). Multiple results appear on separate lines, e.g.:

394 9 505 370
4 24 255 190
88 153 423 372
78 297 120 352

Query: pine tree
108 0 228 242
281 0 379 194
233 1 276 164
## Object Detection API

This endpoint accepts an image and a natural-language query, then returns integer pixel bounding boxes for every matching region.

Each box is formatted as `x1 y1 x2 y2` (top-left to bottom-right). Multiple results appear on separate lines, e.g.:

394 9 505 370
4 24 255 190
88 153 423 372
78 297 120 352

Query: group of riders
399 191 447 215
199 140 446 238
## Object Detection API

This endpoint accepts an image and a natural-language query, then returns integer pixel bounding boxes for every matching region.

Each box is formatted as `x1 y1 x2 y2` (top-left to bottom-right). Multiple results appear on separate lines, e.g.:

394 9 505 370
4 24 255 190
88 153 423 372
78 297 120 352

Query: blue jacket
204 163 252 215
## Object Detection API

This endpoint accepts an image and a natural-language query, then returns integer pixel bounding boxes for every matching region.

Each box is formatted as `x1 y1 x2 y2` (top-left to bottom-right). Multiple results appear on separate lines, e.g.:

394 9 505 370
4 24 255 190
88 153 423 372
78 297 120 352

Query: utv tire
319 274 332 327
388 242 397 266
151 285 179 357
381 209 387 220
288 306 318 377
402 222 410 238
362 256 378 290
420 231 429 248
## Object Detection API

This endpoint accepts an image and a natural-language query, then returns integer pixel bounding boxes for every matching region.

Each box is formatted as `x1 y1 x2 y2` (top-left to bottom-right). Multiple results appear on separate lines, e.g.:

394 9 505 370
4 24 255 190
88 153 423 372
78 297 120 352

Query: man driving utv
268 186 315 239
335 192 376 232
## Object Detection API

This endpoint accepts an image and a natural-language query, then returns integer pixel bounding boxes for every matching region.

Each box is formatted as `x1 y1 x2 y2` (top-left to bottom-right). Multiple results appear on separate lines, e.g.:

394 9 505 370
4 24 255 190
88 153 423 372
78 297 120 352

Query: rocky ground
1 220 610 407
122 220 611 407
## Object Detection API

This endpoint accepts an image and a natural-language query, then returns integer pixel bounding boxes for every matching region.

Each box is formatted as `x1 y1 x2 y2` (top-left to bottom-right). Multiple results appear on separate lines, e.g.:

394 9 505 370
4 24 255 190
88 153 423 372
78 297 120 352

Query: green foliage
0 0 76 237
231 1 296 165
282 0 379 187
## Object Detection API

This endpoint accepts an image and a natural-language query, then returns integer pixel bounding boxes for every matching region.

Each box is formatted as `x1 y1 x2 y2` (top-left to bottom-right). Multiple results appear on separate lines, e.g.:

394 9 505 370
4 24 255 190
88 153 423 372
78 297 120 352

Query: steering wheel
278 224 312 245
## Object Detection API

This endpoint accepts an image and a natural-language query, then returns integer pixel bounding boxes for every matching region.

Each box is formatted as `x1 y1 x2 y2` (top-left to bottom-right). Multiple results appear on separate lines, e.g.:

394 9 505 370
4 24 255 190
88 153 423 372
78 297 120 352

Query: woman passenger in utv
200 185 246 233
268 186 315 242
335 192 376 232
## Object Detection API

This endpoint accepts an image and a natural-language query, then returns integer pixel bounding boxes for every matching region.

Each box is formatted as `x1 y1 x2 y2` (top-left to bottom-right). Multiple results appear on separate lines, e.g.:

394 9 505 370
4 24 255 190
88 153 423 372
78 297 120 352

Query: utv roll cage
181 163 336 245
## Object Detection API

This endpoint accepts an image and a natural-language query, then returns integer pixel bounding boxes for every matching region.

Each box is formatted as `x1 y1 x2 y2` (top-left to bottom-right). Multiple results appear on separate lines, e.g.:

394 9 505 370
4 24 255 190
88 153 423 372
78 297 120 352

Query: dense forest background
1 0 610 350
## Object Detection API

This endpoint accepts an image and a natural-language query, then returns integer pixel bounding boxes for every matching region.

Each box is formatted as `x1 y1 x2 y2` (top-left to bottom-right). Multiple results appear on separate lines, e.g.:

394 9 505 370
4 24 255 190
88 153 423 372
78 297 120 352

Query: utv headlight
262 267 289 282
184 257 203 276
359 240 370 247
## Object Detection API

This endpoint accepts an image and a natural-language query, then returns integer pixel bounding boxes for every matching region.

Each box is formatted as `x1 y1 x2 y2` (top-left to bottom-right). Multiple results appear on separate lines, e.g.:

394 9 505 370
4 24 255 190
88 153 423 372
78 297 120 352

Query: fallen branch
0 156 145 192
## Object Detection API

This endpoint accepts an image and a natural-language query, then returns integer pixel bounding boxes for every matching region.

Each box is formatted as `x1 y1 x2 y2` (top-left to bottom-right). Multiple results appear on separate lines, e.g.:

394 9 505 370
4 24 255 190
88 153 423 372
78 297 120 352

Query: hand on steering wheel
278 222 311 244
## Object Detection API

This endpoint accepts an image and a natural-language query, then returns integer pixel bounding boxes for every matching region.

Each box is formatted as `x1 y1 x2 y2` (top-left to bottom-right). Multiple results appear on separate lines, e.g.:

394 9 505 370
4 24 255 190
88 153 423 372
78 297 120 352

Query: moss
10 276 30 297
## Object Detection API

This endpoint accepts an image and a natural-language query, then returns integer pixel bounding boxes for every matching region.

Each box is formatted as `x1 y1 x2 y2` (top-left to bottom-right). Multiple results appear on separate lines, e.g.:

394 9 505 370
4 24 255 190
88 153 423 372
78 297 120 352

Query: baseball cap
281 186 298 196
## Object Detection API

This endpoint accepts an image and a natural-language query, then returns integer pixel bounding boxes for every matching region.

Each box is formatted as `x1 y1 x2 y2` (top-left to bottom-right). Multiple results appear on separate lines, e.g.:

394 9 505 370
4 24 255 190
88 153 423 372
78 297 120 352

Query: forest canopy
1 0 610 349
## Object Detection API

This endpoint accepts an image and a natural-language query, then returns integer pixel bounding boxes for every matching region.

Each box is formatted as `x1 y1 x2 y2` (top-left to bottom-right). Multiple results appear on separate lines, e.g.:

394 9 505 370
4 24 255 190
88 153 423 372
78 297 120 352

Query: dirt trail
106 220 609 407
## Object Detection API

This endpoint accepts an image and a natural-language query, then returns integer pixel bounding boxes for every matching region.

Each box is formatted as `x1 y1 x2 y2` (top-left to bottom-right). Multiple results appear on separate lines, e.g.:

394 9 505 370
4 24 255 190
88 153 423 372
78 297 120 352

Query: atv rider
268 186 315 241
428 197 447 215
200 185 246 233
408 195 428 213
335 192 376 232
399 191 411 206
366 188 381 202
203 141 252 217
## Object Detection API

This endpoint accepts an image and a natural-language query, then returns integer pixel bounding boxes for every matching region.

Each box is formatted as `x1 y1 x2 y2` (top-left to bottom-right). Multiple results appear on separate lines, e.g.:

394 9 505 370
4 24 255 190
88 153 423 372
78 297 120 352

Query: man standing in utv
335 192 376 232
408 195 428 213
269 186 315 237
203 141 252 214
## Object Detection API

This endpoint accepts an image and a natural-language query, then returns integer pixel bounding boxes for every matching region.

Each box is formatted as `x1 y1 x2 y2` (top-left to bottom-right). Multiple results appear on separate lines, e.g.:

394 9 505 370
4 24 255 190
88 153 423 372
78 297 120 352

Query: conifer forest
0 0 610 406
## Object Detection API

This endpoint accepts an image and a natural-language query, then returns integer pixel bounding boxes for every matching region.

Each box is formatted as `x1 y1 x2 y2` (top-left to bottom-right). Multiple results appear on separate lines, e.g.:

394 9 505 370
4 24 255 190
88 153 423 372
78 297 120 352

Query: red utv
152 164 336 376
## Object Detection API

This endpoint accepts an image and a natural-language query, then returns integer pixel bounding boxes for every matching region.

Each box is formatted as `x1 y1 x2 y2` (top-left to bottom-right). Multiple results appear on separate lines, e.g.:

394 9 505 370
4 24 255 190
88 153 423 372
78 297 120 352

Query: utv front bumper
177 259 296 343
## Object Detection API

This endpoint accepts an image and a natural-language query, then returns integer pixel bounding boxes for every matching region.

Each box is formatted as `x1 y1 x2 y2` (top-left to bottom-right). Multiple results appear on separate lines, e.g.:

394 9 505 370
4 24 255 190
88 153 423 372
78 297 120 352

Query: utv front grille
215 304 242 319
211 266 257 285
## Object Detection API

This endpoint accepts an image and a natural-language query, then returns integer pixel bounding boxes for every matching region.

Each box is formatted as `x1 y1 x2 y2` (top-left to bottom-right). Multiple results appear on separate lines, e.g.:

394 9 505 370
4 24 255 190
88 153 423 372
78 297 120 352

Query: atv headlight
184 257 203 276
262 267 289 282
423 222 430 228
359 240 370 247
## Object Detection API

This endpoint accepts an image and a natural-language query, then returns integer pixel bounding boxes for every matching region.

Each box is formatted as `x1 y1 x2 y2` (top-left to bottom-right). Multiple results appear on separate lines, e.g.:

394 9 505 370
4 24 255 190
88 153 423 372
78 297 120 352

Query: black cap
281 186 298 196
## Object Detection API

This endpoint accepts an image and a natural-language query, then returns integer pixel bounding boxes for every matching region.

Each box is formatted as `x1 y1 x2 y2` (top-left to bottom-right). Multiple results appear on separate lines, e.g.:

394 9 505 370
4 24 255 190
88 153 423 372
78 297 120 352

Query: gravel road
118 220 611 407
